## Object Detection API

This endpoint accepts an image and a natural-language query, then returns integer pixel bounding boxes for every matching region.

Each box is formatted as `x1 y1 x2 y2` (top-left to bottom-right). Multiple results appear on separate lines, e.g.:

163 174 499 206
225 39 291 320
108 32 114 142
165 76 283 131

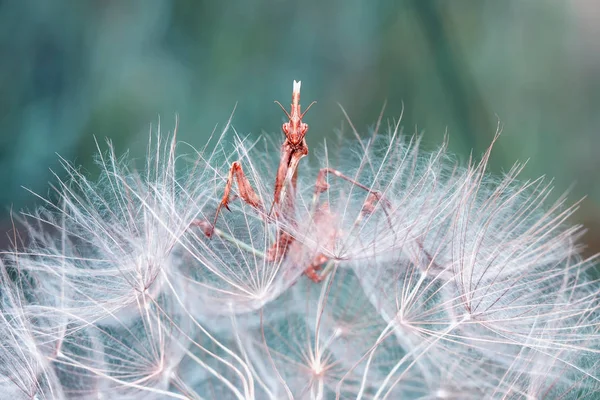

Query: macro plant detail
0 81 598 399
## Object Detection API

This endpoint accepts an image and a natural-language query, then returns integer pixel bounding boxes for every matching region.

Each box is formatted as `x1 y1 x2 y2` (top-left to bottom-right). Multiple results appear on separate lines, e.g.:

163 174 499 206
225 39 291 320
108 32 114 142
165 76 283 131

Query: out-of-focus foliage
1 0 599 253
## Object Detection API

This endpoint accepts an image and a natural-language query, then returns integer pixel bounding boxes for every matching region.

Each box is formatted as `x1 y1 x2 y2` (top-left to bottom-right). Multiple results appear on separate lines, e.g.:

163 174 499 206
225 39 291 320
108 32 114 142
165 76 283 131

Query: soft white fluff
1 116 599 399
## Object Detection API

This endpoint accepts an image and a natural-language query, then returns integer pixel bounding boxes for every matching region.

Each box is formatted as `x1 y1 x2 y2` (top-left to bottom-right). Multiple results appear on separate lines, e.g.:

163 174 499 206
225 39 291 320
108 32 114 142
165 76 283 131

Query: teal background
1 1 599 256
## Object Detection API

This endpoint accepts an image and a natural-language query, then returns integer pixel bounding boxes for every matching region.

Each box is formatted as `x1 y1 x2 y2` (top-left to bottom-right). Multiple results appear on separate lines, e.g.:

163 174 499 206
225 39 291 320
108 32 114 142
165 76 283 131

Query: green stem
212 227 266 259
320 259 337 281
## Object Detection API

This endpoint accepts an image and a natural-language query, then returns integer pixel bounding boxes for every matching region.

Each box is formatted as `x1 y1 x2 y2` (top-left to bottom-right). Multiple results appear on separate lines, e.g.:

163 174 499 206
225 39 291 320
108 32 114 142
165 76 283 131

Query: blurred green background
1 0 599 256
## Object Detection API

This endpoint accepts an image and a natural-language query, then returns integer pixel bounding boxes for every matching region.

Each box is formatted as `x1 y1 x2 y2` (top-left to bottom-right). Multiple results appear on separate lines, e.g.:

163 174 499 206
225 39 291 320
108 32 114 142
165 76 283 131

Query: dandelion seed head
0 111 598 399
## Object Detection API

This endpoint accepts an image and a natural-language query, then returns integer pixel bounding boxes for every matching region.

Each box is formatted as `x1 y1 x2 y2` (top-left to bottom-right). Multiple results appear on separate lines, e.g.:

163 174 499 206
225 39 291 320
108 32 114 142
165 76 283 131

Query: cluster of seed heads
0 94 599 399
